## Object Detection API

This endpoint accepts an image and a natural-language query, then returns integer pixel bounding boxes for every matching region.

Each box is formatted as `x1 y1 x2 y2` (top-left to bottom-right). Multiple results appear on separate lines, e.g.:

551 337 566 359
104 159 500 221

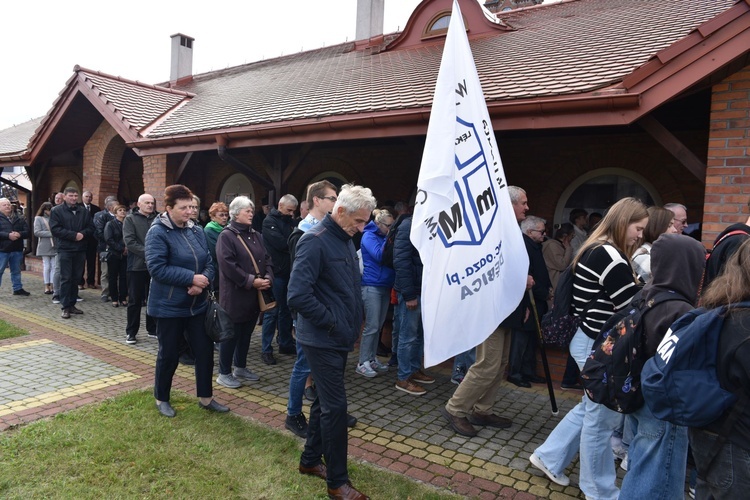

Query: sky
0 0 426 131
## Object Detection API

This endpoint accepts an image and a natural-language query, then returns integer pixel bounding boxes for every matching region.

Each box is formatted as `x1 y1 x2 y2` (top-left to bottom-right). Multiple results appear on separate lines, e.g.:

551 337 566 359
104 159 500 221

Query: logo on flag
411 0 529 367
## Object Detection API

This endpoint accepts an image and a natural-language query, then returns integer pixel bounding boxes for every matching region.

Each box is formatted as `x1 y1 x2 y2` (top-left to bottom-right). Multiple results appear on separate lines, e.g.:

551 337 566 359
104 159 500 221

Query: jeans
396 293 423 381
218 319 257 375
619 403 688 500
358 286 391 364
453 347 476 372
690 428 750 500
287 339 311 416
126 270 156 337
58 251 85 309
42 255 55 284
261 276 294 353
53 254 61 295
533 328 621 500
300 345 350 490
390 299 400 363
0 251 24 291
154 313 213 402
445 325 510 418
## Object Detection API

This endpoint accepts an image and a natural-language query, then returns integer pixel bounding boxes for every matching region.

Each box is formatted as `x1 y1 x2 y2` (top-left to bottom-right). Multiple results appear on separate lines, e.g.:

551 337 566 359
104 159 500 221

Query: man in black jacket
0 198 30 296
260 194 298 365
80 190 100 289
123 193 157 343
50 188 95 319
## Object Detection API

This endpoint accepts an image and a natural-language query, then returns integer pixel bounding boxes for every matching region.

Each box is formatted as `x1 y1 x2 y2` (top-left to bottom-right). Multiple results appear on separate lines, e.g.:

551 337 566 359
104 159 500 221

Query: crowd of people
3 182 749 500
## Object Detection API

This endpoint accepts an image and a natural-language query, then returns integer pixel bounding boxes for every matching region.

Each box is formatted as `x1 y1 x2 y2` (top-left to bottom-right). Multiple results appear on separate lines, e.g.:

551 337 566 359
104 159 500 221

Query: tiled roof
148 0 736 138
0 118 43 159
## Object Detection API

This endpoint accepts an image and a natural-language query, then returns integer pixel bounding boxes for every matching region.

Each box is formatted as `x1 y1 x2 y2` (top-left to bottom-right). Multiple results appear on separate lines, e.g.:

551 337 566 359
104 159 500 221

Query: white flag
411 0 529 368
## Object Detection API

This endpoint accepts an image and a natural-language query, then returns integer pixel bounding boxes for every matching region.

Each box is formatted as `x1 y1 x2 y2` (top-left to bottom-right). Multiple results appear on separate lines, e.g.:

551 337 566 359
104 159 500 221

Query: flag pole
528 290 558 416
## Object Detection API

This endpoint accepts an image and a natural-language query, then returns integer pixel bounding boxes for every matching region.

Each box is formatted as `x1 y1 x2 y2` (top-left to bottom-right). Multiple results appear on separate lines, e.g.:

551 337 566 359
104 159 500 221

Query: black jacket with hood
640 234 706 357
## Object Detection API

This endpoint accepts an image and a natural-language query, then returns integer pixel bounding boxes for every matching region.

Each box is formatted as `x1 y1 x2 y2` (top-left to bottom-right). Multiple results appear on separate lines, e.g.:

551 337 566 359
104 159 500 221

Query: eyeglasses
379 222 393 228
530 229 546 234
674 219 688 225
319 196 337 202
188 205 198 210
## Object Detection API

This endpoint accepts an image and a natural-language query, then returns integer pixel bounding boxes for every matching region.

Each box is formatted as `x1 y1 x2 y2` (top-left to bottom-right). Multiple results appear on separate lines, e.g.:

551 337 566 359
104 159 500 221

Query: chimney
355 0 384 41
170 33 194 83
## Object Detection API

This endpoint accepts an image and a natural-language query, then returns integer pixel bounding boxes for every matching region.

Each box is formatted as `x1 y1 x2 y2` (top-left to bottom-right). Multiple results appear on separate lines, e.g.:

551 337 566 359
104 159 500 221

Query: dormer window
431 15 451 31
422 10 455 40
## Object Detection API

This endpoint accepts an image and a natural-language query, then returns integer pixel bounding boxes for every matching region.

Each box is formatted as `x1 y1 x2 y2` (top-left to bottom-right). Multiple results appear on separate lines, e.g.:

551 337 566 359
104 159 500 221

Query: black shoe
526 375 547 384
278 345 296 355
61 308 71 319
179 354 195 366
507 376 531 388
199 399 229 413
346 413 357 428
69 306 84 315
561 382 584 391
285 413 308 438
125 335 137 345
12 289 30 296
261 352 277 365
100 295 109 303
304 385 317 402
156 401 175 418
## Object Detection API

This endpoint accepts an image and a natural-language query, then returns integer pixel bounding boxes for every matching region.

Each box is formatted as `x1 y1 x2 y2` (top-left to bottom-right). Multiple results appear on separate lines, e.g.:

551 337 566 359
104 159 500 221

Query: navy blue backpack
641 302 750 427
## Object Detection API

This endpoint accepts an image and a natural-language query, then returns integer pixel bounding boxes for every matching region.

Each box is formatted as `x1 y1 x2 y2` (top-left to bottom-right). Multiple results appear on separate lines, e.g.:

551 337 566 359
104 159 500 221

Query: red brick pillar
83 121 125 206
143 155 170 210
704 64 750 247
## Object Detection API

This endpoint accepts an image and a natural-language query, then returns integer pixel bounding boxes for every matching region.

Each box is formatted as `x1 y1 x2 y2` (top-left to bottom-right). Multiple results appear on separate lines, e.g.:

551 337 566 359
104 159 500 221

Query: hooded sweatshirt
640 233 706 357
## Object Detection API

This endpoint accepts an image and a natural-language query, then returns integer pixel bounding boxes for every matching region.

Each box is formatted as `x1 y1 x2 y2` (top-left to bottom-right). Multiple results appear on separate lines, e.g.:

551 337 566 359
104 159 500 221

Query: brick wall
704 64 750 246
83 121 125 207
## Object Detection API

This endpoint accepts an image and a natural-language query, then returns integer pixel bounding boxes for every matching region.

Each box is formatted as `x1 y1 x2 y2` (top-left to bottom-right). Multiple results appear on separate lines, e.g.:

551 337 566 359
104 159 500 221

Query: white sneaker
370 358 389 373
233 367 260 381
216 373 242 388
355 361 377 378
529 452 570 486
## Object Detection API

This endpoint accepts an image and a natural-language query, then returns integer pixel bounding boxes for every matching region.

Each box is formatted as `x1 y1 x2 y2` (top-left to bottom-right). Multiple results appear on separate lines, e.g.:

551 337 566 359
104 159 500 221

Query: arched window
554 168 660 226
422 11 453 39
220 173 255 206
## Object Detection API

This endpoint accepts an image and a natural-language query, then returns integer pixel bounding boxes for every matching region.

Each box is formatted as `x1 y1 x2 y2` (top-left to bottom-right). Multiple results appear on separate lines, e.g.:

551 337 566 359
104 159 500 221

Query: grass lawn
0 390 459 499
0 319 27 340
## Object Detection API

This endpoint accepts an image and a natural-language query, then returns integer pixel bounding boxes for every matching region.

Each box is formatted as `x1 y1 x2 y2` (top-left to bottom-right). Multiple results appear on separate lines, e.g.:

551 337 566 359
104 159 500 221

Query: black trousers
82 242 97 286
218 319 258 375
106 256 127 302
508 329 538 379
58 251 85 309
126 270 155 337
300 345 349 489
154 314 213 402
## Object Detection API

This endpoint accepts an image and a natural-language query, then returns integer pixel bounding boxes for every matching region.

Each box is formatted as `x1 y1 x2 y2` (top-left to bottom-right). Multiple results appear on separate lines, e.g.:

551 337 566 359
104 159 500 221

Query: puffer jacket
49 202 94 253
393 216 422 301
0 211 29 253
145 212 214 318
288 214 363 352
360 221 395 288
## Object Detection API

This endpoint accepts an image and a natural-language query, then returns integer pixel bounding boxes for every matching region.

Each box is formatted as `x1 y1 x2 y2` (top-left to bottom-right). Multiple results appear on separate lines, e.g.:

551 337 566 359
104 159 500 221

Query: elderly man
260 194 298 365
80 190 100 289
664 203 688 235
440 185 531 437
288 184 375 500
123 193 158 344
0 198 30 296
50 187 95 319
508 215 551 388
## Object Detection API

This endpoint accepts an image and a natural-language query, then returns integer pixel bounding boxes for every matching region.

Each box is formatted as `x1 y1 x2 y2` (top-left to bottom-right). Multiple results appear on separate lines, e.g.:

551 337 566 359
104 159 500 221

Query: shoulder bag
236 233 277 312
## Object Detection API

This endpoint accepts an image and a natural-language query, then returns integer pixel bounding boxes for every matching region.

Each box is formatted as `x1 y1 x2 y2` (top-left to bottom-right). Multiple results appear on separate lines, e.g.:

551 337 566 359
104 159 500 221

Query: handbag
204 289 235 343
236 233 277 312
99 250 110 262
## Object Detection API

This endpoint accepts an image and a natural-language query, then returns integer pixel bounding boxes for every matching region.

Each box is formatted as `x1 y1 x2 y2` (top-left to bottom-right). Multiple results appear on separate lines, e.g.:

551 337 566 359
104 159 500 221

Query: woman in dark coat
215 196 273 388
104 204 128 307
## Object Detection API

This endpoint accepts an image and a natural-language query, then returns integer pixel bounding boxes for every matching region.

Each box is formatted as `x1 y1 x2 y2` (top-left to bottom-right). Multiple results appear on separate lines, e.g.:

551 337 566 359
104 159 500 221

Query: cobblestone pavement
0 272 612 499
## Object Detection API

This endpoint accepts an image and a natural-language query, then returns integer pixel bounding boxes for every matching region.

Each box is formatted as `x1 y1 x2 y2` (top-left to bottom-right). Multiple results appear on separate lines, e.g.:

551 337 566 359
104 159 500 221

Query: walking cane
528 290 559 416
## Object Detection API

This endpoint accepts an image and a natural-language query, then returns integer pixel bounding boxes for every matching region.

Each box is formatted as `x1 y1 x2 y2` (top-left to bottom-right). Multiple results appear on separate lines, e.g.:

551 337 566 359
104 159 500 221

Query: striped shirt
572 243 639 338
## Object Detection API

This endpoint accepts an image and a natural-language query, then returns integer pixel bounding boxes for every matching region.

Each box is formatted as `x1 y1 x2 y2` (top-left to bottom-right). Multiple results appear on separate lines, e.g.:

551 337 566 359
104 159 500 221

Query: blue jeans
0 251 24 292
690 428 750 499
390 299 400 363
287 339 311 416
619 403 688 499
453 347 476 371
261 276 294 353
358 286 390 364
396 293 423 381
534 328 622 500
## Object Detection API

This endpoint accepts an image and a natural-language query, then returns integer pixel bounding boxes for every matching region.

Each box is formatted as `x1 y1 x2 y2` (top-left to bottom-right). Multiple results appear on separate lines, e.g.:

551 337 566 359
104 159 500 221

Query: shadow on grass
0 390 459 499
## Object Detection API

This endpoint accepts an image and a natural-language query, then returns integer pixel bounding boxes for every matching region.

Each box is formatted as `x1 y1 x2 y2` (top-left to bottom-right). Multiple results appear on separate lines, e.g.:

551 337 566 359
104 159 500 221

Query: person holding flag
408 0 530 434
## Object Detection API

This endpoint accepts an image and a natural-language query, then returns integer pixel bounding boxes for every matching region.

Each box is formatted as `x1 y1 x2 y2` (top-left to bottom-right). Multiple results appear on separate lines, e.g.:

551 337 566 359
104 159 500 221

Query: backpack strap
712 230 749 251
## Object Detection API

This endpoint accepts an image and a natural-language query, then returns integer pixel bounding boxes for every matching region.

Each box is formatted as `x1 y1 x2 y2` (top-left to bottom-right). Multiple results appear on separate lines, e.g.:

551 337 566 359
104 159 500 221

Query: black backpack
380 218 402 269
581 290 685 414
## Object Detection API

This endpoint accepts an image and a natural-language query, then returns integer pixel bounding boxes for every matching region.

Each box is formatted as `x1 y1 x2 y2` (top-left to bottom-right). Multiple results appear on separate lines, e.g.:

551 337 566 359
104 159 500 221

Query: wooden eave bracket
637 115 706 182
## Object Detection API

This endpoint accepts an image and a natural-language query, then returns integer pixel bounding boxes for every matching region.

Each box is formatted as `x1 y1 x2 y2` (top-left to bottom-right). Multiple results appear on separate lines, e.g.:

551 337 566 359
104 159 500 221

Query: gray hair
105 198 119 210
664 203 687 212
521 215 546 233
508 186 526 204
279 194 298 208
229 196 254 221
334 184 377 214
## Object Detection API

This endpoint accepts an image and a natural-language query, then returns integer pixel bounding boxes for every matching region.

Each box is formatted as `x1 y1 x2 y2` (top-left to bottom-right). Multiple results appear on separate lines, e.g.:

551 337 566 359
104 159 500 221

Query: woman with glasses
204 202 229 291
355 208 395 378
